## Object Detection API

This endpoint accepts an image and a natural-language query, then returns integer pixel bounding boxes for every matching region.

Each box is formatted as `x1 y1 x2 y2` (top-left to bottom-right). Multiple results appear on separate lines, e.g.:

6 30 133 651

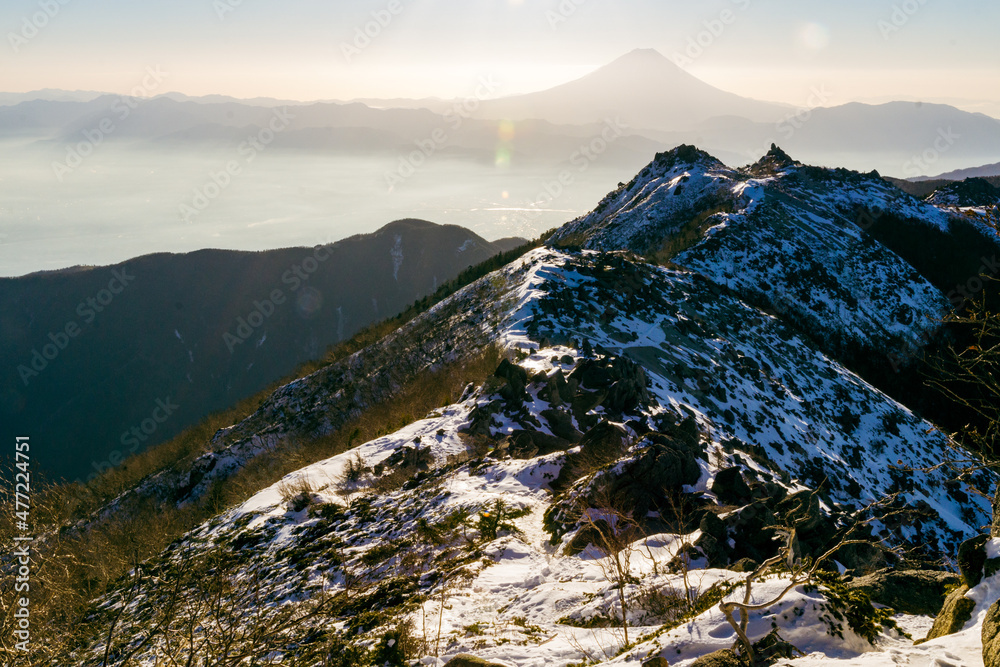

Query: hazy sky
2 0 999 115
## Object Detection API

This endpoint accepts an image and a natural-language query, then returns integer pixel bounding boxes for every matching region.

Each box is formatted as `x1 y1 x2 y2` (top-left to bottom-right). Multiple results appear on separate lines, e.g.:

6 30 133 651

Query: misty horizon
4 45 1000 121
3 1 999 113
2 4 999 277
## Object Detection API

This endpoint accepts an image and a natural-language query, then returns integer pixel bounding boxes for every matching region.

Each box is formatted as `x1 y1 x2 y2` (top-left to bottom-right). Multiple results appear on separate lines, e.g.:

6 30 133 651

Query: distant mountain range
0 88 107 106
0 220 525 481
917 160 1000 181
0 94 666 176
3 49 999 177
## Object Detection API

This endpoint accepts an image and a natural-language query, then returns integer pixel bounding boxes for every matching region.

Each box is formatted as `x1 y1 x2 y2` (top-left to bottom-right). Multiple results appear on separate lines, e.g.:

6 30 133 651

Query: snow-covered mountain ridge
550 145 1000 368
62 147 1000 666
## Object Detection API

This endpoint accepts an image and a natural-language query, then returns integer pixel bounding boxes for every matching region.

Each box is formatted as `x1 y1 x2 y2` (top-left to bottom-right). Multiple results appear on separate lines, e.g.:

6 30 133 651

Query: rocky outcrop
494 359 529 403
921 585 975 642
959 534 990 587
689 649 742 667
983 600 1000 667
605 432 702 522
712 467 752 506
641 657 671 667
846 569 960 616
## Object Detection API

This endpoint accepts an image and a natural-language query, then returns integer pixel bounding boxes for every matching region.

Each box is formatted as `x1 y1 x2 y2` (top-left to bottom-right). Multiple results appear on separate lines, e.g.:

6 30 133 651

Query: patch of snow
391 233 404 280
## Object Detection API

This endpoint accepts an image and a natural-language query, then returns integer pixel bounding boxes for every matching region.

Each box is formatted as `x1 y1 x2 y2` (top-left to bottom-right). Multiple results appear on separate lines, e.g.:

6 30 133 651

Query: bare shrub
635 582 689 625
573 487 642 647
719 495 900 663
278 476 318 512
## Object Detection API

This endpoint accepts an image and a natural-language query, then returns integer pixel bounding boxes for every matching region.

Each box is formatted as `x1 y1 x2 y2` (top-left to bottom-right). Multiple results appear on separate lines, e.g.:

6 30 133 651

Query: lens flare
498 119 516 142
495 146 512 168
296 287 323 319
798 22 830 51
496 120 515 168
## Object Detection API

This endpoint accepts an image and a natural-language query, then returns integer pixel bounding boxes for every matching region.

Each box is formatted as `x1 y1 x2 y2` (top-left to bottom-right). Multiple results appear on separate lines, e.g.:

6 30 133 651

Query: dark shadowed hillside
0 219 525 481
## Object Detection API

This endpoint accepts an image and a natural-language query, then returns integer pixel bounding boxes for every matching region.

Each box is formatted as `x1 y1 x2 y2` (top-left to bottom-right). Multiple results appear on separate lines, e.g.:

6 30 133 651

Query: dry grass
203 344 504 513
0 344 504 664
55 380 300 524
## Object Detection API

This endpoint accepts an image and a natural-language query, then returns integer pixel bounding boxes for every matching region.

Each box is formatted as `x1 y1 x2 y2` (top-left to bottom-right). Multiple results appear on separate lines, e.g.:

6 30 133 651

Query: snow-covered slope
74 243 993 666
550 145 962 363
